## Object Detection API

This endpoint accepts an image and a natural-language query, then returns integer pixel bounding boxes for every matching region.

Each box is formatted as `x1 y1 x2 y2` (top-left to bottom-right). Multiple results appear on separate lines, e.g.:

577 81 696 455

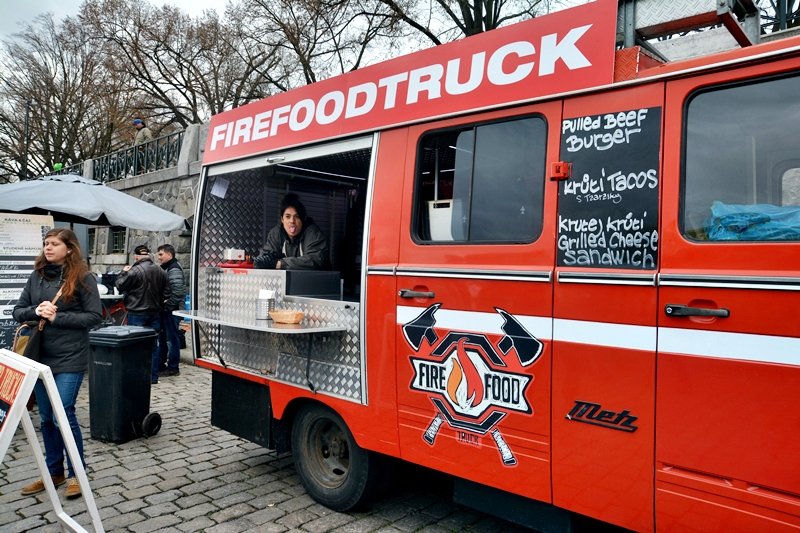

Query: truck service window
198 142 371 301
683 74 800 241
414 116 546 243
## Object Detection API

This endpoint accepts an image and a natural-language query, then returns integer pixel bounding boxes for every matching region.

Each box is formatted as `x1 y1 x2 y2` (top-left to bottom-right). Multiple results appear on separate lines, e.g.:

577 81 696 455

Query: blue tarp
707 201 800 241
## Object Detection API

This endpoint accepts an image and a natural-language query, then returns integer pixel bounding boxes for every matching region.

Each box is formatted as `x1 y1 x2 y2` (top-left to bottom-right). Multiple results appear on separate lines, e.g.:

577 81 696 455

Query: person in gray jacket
254 193 330 270
156 244 185 376
115 244 169 384
14 228 101 500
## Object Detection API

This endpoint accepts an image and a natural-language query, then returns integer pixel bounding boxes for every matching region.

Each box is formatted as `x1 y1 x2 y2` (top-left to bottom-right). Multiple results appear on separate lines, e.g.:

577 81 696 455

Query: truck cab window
414 116 547 243
683 74 800 241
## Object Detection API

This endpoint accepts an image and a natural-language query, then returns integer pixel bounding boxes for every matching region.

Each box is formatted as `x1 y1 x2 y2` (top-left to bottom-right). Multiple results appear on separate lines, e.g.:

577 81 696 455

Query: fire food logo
403 304 543 466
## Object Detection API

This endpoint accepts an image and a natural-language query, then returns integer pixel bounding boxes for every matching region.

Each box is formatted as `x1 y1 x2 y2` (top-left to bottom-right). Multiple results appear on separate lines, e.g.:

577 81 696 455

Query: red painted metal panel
552 342 656 532
657 55 800 531
551 82 665 532
392 101 560 504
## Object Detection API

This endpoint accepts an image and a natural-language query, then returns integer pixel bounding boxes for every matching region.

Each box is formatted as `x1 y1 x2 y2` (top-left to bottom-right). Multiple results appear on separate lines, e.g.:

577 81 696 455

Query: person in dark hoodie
14 228 101 500
254 193 330 270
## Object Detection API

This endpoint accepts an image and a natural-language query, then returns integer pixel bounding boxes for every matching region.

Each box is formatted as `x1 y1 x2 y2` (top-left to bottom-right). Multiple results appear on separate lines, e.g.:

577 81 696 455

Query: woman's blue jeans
33 372 85 478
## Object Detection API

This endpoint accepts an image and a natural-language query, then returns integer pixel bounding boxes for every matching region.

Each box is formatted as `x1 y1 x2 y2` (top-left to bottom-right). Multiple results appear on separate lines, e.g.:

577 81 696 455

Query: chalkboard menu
0 214 53 349
557 107 661 269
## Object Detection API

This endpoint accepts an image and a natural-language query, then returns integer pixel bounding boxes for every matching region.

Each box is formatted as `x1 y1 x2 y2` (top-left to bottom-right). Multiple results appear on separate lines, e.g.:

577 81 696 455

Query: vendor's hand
276 260 282 270
255 251 282 269
122 265 131 272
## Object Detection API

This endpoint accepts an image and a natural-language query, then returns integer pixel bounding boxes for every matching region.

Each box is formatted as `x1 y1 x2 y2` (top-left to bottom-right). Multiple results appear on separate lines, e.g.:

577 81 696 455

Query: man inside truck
253 193 331 270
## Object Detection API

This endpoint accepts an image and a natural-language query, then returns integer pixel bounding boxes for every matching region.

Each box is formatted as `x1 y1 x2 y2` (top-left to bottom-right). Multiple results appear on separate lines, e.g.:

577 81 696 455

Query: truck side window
414 116 547 243
683 74 800 241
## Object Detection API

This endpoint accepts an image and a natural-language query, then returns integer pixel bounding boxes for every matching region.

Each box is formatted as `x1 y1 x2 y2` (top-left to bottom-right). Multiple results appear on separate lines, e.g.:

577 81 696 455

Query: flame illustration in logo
446 338 484 409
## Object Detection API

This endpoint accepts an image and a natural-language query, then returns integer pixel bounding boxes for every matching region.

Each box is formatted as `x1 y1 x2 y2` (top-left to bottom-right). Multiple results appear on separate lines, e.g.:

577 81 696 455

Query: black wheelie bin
88 325 162 443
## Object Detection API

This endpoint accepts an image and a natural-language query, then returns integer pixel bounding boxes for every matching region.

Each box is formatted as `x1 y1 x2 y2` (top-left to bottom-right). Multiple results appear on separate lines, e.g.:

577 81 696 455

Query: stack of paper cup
256 289 276 320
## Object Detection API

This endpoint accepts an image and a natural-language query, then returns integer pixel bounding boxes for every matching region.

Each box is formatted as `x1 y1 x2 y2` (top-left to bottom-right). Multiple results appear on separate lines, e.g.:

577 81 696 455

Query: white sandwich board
0 348 103 533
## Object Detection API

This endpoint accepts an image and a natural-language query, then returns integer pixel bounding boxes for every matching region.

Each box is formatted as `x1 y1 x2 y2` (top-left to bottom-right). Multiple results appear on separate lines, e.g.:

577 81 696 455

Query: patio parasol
0 174 187 231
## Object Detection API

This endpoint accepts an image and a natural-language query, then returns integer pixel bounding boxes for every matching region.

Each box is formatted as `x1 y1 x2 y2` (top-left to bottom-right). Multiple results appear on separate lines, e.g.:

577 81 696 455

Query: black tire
141 412 162 437
291 404 378 511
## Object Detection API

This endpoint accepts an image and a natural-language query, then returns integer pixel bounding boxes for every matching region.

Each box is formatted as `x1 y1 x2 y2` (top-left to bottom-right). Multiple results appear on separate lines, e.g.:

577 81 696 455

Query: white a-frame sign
0 348 103 532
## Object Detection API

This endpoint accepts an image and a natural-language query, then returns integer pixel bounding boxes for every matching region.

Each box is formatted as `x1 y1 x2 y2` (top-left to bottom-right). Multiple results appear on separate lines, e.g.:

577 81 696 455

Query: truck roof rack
617 0 760 62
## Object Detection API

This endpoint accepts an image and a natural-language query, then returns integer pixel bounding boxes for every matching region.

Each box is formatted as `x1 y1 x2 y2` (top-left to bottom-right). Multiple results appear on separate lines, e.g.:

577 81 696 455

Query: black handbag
23 321 45 362
15 287 63 363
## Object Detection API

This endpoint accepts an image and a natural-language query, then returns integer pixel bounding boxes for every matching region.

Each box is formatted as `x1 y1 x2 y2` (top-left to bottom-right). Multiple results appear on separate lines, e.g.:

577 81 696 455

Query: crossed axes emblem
403 304 543 466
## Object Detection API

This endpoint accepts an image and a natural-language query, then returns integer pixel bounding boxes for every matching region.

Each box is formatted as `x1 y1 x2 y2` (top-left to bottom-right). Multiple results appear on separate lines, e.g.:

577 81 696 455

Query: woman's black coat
13 270 102 373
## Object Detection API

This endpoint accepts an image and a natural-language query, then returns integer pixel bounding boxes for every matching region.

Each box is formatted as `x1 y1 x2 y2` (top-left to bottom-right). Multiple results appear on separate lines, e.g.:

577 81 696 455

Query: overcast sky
0 0 223 38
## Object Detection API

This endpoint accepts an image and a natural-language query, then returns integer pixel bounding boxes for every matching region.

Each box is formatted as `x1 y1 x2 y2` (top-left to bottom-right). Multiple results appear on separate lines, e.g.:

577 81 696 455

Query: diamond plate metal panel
196 321 221 363
201 320 360 400
196 268 362 401
614 47 642 82
217 269 286 322
634 0 717 29
197 267 215 319
616 0 756 40
198 170 266 268
194 159 370 402
216 324 342 368
277 354 361 398
286 298 361 367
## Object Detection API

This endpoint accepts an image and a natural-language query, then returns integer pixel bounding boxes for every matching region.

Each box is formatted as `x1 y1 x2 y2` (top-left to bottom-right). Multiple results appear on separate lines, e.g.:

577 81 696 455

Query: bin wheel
141 412 162 437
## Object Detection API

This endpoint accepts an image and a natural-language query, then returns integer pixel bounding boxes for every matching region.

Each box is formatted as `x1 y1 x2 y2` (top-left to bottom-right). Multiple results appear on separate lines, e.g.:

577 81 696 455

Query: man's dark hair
157 244 176 257
280 193 306 221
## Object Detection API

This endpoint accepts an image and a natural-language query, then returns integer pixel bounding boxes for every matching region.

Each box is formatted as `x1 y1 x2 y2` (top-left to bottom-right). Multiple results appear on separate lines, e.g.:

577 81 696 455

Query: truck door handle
664 304 730 318
399 289 435 299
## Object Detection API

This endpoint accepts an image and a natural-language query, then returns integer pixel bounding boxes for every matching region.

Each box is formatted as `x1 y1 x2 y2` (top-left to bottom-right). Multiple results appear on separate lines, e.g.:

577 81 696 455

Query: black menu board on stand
557 107 661 269
0 214 53 349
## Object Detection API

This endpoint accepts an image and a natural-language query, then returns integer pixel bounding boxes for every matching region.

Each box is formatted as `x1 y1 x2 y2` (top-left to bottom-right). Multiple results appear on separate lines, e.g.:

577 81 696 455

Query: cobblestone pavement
0 348 530 533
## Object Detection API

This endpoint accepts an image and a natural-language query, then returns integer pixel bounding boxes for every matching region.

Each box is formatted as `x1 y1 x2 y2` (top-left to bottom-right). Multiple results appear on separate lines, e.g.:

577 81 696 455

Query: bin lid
90 325 157 339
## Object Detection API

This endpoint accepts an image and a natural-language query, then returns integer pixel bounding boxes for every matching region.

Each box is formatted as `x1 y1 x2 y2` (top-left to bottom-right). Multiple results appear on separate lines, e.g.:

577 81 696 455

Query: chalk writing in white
557 212 658 268
562 109 649 153
563 166 657 204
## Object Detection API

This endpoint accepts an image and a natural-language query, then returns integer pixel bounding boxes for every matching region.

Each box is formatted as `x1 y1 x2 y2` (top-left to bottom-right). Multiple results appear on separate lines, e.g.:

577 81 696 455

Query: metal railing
92 130 184 183
51 162 84 177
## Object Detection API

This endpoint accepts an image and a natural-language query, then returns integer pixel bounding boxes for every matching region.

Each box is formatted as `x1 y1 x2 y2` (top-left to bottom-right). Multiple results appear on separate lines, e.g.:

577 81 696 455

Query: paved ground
0 342 531 533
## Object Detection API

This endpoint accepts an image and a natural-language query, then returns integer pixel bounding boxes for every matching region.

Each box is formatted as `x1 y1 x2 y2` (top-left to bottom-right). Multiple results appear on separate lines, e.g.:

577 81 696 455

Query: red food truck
179 0 800 530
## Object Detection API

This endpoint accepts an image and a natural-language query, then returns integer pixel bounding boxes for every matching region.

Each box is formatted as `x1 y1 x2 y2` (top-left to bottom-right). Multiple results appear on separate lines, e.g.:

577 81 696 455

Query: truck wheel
291 404 377 511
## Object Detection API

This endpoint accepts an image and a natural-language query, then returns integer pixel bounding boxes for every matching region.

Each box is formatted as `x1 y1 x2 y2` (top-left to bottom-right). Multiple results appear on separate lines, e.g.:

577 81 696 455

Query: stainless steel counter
174 310 347 334
188 267 363 402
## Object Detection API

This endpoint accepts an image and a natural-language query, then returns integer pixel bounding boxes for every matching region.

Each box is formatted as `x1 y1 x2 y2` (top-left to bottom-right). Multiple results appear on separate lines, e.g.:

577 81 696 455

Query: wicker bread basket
269 310 305 324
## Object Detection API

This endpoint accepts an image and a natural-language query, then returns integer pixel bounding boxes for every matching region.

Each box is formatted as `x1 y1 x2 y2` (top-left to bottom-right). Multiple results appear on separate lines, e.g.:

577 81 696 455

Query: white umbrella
0 174 187 231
